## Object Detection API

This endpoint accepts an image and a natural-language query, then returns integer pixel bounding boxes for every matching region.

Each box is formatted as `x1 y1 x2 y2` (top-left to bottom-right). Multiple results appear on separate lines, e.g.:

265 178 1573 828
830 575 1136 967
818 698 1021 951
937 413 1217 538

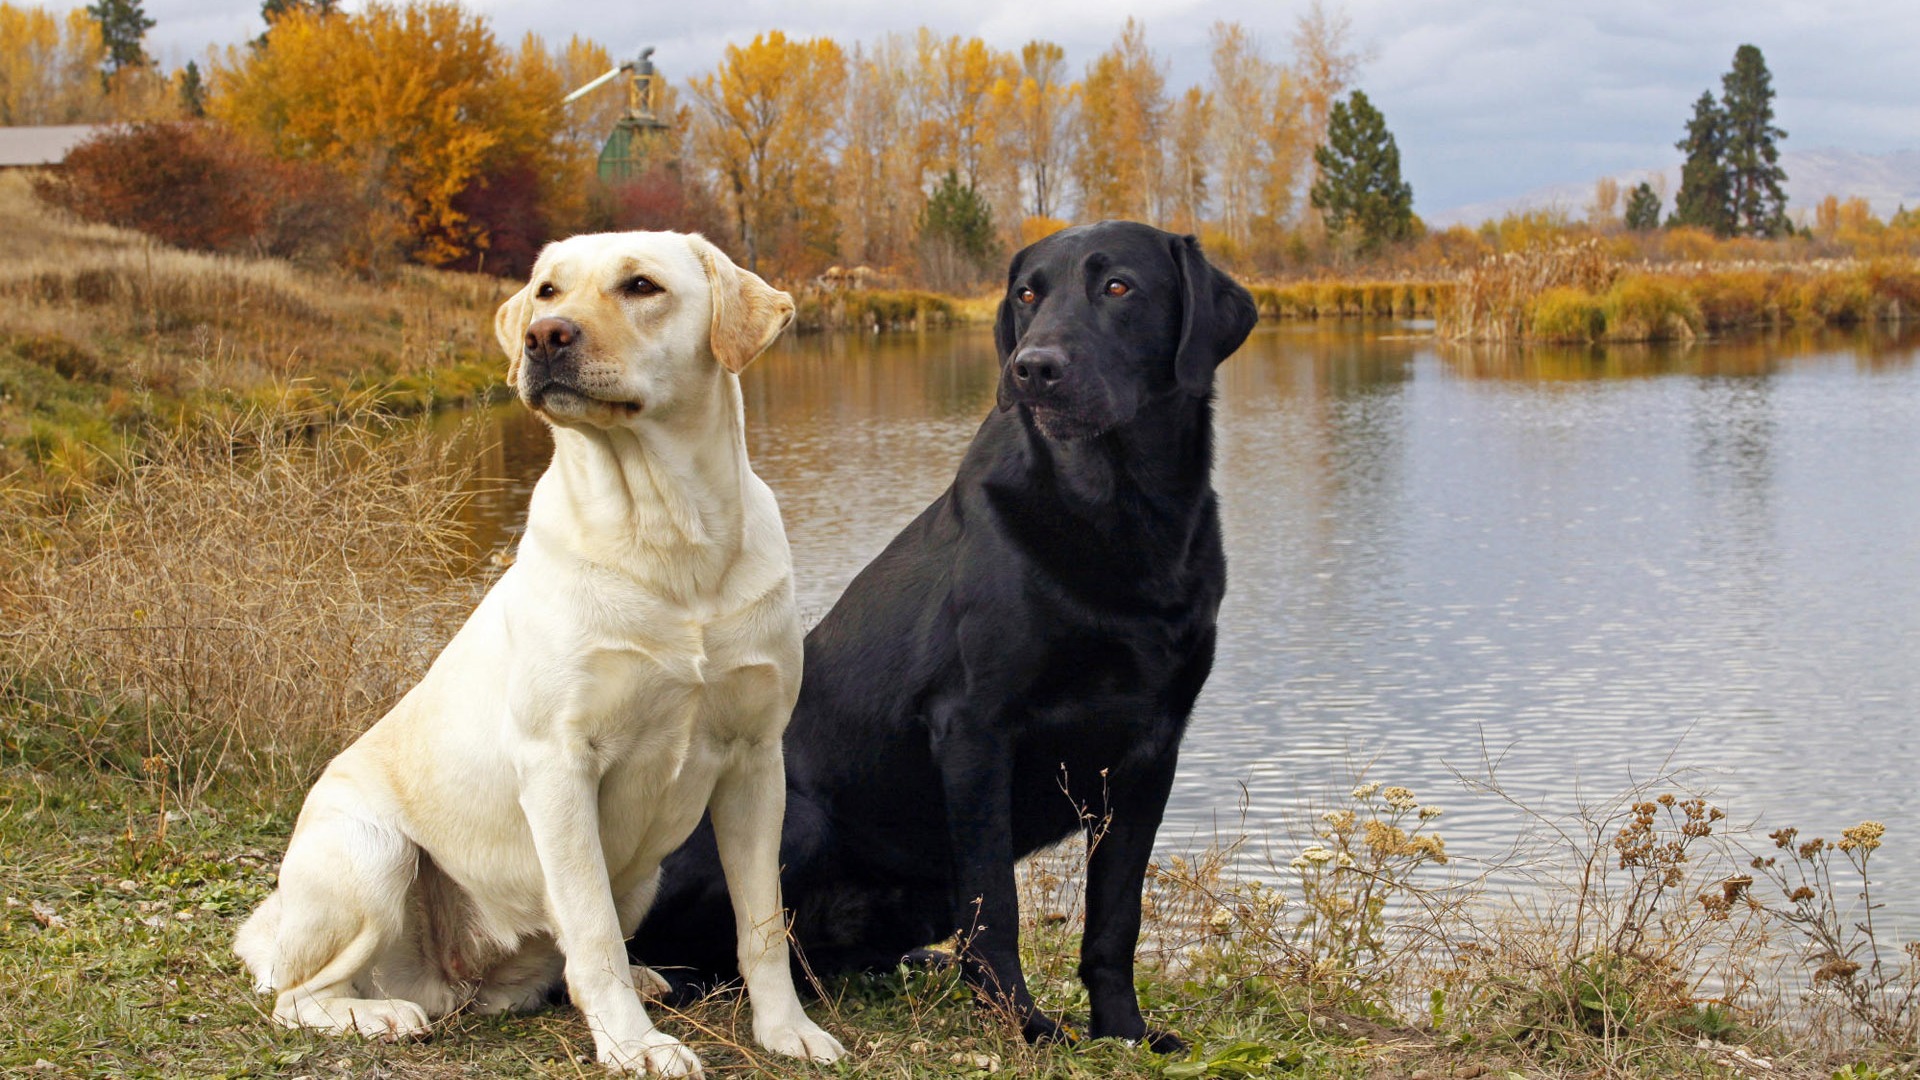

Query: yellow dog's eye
625 276 662 297
535 282 556 299
1104 279 1130 297
1016 287 1037 305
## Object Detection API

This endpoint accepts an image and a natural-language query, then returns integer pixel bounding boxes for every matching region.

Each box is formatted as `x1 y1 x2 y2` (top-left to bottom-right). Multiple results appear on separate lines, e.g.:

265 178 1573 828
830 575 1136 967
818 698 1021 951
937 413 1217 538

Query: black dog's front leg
929 717 1069 1044
1081 755 1186 1053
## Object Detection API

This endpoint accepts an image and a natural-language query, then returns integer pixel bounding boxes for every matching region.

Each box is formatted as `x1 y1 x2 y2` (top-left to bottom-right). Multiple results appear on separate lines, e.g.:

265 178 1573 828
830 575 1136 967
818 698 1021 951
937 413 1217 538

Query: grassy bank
1440 241 1920 343
0 172 508 493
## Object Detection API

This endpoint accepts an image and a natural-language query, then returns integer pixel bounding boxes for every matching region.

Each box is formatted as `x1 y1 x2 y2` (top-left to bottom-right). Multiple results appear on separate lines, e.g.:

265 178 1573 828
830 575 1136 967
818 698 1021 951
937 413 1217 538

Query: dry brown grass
0 170 509 488
0 394 488 799
1441 238 1920 343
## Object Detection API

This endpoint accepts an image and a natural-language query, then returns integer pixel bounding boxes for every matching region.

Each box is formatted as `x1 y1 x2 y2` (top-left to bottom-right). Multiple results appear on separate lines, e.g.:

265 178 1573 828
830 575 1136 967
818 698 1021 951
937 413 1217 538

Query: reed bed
1441 240 1920 343
1247 279 1455 320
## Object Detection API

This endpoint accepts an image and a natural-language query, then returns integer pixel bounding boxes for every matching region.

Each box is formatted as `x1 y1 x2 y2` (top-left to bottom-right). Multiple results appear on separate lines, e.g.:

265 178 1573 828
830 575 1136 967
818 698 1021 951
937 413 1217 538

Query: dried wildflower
1411 835 1447 863
1838 821 1885 854
1350 781 1382 800
1788 886 1816 903
1335 852 1357 870
1383 786 1417 811
1321 809 1355 831
1657 793 1677 808
1813 958 1862 985
1770 827 1798 850
1418 805 1443 820
1798 838 1826 860
1208 907 1234 934
1301 844 1335 865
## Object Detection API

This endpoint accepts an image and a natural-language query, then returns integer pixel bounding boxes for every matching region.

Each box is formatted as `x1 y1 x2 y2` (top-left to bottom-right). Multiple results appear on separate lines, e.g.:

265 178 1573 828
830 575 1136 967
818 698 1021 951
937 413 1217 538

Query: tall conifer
1719 44 1789 236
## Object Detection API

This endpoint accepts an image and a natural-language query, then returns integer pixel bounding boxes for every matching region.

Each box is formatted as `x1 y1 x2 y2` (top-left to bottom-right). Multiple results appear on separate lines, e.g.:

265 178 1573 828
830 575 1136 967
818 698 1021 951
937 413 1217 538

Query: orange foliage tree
211 1 563 269
1006 40 1077 227
1073 19 1168 223
687 30 846 277
0 3 110 124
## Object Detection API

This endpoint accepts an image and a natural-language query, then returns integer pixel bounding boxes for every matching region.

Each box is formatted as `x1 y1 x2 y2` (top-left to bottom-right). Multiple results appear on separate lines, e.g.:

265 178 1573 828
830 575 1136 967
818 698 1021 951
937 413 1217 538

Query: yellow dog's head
493 232 794 429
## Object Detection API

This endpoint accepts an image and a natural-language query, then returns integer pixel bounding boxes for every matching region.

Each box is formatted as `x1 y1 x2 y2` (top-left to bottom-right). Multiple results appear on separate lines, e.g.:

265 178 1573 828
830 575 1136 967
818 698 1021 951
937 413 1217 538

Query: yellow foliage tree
211 1 562 268
1007 40 1076 227
837 35 924 269
0 3 109 124
914 33 1015 196
687 30 845 278
1074 19 1167 223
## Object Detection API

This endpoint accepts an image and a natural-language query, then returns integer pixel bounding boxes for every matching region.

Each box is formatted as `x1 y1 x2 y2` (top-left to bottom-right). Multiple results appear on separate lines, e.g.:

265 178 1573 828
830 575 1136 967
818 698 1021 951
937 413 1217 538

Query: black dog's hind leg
930 710 1071 1044
1080 754 1185 1053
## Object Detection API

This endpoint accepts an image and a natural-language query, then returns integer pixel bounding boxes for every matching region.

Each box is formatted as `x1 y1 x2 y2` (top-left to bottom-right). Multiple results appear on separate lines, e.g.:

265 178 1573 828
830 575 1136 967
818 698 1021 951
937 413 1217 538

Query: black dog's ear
993 246 1029 412
1172 234 1259 397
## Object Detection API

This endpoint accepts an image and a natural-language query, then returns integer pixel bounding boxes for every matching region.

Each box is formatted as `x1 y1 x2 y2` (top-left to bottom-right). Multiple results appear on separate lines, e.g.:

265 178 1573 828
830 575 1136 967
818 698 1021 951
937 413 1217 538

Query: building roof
0 124 108 168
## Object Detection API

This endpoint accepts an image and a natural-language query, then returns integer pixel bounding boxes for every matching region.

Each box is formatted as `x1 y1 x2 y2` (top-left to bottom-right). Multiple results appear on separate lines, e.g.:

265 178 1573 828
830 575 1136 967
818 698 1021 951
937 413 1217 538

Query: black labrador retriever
631 220 1257 1051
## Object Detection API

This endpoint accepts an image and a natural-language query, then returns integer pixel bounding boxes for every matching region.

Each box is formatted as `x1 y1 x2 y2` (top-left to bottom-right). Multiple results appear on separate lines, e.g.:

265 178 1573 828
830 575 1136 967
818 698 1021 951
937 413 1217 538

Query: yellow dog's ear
493 282 534 388
688 234 795 373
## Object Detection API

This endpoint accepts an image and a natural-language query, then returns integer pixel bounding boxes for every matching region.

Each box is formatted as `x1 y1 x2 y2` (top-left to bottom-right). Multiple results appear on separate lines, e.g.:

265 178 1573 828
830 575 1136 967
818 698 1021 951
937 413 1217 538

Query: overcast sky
133 0 1920 215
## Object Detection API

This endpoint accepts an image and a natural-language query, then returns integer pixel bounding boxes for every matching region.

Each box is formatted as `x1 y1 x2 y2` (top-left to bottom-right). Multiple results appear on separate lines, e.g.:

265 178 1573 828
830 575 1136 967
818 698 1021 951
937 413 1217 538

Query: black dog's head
993 221 1257 440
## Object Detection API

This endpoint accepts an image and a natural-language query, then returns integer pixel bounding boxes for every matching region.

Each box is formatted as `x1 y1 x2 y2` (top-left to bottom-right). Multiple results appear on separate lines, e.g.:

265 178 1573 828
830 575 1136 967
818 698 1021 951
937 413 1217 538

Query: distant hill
1429 147 1920 227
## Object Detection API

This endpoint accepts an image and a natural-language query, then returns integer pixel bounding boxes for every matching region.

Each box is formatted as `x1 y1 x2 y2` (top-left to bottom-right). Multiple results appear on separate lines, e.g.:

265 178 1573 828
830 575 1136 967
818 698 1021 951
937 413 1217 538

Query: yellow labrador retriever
234 232 844 1076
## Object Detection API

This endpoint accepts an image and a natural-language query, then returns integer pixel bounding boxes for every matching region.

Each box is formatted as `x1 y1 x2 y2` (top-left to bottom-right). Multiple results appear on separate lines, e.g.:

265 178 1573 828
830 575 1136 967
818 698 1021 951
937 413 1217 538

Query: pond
449 321 1920 906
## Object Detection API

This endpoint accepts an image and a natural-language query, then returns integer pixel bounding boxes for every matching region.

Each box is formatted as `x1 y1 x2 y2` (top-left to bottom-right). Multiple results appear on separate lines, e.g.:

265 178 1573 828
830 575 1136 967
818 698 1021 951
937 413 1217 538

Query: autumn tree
1205 21 1305 259
1165 85 1212 234
1007 40 1076 224
1587 176 1620 229
1291 0 1366 186
837 36 924 269
212 1 564 269
687 30 846 276
0 3 110 124
1624 182 1660 230
1073 19 1167 223
1720 44 1789 237
1309 89 1412 254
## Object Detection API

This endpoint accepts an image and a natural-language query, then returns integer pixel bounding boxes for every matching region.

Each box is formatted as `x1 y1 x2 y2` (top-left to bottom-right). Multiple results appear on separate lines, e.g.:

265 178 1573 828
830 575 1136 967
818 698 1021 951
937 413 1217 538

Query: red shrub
33 121 359 263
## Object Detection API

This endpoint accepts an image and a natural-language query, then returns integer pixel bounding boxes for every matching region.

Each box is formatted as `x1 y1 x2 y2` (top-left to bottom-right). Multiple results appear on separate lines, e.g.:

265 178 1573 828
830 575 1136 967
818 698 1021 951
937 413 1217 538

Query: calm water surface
451 323 1920 901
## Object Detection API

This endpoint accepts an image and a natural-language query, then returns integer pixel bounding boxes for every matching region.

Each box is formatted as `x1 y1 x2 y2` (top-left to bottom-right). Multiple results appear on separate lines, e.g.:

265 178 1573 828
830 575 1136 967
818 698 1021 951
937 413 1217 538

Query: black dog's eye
1104 279 1130 297
535 282 556 299
624 276 662 297
1016 286 1037 305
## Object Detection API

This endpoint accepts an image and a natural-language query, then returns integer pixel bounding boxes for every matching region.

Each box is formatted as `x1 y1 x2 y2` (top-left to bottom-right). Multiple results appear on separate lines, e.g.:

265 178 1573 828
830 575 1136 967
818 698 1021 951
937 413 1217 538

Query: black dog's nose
524 317 580 362
1009 347 1069 396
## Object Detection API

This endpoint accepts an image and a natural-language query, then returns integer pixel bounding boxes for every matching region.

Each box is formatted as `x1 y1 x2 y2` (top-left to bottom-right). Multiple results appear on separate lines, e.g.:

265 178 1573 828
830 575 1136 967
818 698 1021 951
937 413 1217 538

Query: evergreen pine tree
921 170 996 264
1719 44 1789 236
1309 89 1414 253
178 61 206 118
86 0 154 74
1671 90 1731 235
1624 182 1661 231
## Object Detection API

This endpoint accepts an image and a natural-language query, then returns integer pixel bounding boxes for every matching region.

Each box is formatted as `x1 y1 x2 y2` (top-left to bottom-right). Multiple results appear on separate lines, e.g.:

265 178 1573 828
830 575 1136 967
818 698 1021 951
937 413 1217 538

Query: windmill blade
562 64 626 105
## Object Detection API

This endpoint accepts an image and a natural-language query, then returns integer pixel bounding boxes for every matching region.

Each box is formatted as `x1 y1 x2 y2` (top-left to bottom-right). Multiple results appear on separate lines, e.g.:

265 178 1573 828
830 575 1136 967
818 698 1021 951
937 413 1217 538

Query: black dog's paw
1020 1011 1078 1045
900 947 956 971
1142 1028 1187 1055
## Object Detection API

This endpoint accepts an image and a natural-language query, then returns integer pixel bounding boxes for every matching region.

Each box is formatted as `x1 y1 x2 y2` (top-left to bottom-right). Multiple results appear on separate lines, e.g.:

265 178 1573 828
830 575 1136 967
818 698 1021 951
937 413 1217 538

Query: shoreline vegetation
4 173 1920 1078
4 166 1915 497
